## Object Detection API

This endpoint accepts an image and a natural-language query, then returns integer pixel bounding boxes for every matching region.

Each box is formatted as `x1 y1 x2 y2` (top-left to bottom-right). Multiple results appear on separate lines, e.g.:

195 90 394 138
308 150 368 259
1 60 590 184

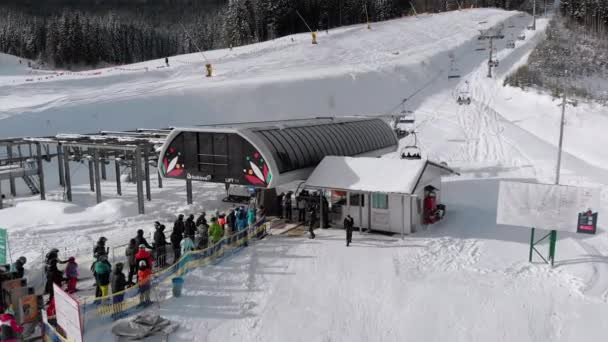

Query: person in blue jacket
236 207 248 231
247 207 256 227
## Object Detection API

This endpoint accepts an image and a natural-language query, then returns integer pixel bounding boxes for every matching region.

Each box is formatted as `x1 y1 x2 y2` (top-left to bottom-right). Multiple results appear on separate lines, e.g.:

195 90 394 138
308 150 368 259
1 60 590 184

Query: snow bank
0 198 136 231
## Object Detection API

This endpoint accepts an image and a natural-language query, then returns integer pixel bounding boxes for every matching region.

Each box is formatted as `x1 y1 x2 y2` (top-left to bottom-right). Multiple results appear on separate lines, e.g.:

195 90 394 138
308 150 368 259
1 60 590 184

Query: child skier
180 235 195 256
65 257 78 293
0 307 23 342
137 260 152 306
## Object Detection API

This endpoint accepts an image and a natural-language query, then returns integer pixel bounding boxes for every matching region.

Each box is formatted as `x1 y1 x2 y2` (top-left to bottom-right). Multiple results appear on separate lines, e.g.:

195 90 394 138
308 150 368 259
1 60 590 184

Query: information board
497 181 600 233
53 284 83 342
0 228 8 264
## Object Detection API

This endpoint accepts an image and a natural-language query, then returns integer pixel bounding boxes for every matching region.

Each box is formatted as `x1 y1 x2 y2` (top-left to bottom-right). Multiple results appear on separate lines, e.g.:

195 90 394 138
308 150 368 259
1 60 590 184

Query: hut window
371 193 388 209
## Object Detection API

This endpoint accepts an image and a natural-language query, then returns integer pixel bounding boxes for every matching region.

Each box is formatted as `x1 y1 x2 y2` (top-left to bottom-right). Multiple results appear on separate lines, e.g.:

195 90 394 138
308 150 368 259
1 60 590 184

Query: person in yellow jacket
208 217 224 244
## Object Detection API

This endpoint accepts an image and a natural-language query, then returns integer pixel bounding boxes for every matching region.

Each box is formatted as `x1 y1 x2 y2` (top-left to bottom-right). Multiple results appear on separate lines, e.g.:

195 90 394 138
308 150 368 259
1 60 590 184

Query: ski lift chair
457 93 471 105
518 34 526 41
506 40 515 49
400 145 422 160
448 65 461 79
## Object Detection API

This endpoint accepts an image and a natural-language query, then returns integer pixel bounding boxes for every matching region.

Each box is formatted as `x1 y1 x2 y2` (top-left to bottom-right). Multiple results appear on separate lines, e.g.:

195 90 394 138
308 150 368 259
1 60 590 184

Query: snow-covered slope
0 9 515 135
2 7 608 342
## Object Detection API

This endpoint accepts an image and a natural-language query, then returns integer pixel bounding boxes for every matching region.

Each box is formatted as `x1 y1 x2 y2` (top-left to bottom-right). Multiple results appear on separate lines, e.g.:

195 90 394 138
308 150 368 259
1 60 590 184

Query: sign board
0 228 8 264
577 211 598 234
53 283 83 342
2 278 25 308
19 293 39 324
497 181 600 233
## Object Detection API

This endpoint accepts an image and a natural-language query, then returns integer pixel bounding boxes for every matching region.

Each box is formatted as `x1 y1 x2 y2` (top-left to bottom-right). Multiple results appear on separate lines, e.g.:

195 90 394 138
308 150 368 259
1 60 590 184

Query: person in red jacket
137 260 152 306
135 245 153 270
0 307 23 342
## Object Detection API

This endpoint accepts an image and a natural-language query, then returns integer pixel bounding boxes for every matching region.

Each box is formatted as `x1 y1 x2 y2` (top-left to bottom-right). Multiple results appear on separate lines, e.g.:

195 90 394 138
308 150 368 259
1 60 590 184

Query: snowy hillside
1 9 514 135
1 7 608 342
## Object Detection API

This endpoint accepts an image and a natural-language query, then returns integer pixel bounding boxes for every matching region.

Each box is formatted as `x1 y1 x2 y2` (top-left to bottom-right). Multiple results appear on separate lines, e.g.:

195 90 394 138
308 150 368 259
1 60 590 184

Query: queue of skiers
33 205 267 332
277 191 329 229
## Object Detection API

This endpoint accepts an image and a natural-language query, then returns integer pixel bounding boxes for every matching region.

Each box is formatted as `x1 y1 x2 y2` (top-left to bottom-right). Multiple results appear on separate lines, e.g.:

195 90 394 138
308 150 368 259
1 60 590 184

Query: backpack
138 259 149 270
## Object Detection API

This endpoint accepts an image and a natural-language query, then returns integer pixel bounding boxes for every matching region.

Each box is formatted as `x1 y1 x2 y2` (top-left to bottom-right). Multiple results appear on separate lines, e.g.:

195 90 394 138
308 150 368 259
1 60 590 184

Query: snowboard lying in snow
112 313 179 340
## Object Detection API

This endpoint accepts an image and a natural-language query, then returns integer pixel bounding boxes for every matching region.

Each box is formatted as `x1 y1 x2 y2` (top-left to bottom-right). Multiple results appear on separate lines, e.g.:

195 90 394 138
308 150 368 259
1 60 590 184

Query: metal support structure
134 147 145 214
7 144 16 197
556 93 566 185
487 38 493 78
186 178 193 205
532 0 537 30
57 143 65 186
36 143 45 200
549 230 557 267
88 159 95 192
143 146 151 201
528 228 555 265
319 191 325 228
359 193 363 232
157 169 163 188
130 155 136 184
63 146 72 202
115 159 122 196
401 195 405 239
100 152 107 180
93 149 102 204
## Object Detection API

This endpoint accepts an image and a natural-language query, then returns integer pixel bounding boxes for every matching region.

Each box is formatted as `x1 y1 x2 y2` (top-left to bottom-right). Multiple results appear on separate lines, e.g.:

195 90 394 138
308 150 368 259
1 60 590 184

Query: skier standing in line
173 214 185 238
184 214 196 240
297 196 306 222
208 217 224 247
135 245 153 271
283 192 293 222
344 214 354 247
125 239 138 285
64 257 78 293
180 235 195 256
247 206 256 227
0 307 23 342
134 229 153 250
276 193 285 219
111 262 127 319
45 260 64 302
93 237 109 260
137 261 152 306
226 209 236 238
170 226 183 263
94 255 112 299
196 212 208 228
10 256 26 279
153 224 168 268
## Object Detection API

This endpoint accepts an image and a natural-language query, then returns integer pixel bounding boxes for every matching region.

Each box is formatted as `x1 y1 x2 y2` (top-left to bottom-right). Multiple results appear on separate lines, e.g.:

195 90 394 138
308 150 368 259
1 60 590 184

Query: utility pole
551 77 569 268
487 37 493 78
555 92 566 185
532 0 537 30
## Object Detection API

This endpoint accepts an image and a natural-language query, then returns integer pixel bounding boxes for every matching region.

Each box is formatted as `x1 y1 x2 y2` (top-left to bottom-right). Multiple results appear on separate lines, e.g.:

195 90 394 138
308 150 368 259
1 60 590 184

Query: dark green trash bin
172 277 184 297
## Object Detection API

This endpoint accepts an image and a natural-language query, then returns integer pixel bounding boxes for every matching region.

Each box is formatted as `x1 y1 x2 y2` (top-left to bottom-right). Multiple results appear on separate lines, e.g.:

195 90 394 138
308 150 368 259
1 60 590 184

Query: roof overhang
305 156 458 195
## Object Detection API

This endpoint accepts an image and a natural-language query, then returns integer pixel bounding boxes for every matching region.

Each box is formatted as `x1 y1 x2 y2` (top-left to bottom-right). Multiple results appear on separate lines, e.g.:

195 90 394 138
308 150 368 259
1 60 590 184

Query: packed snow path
85 179 608 341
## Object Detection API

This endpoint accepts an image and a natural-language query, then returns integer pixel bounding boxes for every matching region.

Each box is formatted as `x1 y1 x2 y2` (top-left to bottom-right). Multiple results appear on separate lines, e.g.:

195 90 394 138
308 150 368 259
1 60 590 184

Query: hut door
371 193 390 231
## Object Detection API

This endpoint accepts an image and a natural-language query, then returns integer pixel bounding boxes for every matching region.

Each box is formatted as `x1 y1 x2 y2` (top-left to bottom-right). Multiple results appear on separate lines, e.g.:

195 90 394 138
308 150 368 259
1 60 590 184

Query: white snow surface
306 156 428 194
1 7 608 342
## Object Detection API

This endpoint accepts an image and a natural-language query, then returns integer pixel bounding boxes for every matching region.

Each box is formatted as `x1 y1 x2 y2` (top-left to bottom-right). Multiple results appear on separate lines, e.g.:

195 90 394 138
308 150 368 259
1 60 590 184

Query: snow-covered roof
305 156 457 195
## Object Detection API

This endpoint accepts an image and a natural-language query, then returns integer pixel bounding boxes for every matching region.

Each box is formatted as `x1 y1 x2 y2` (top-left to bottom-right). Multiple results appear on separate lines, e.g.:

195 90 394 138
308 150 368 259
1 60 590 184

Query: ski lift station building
306 157 457 235
160 117 457 234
